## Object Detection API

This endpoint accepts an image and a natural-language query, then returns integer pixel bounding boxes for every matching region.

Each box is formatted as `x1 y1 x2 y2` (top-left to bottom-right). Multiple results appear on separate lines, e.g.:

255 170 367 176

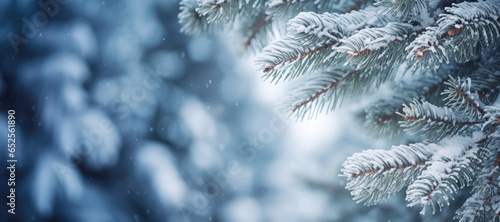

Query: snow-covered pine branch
256 8 389 83
406 26 449 70
471 56 500 104
407 0 500 70
484 106 500 138
196 0 265 23
279 68 358 120
399 100 483 141
439 0 500 63
455 144 500 222
336 22 414 73
266 0 315 18
442 76 486 118
365 73 448 138
406 137 480 214
375 0 430 21
343 135 487 212
267 0 365 18
341 142 435 205
365 94 409 138
179 0 213 35
196 0 239 23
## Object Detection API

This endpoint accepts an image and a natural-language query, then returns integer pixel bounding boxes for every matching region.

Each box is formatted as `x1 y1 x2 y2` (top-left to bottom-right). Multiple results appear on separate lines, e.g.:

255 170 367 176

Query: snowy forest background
0 0 473 221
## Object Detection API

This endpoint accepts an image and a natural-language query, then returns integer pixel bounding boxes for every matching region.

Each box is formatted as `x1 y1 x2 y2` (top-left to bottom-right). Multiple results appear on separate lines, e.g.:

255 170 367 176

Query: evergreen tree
179 0 500 221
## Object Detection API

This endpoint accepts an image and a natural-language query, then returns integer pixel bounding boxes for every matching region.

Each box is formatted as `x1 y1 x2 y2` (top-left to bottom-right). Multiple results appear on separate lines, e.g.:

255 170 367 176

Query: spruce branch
257 9 389 83
442 76 486 118
281 68 358 120
337 22 414 73
244 14 269 49
375 0 430 21
341 142 435 205
365 74 448 138
484 106 500 138
197 0 265 23
259 38 341 82
407 0 500 69
406 137 480 214
398 100 483 141
343 136 487 213
455 147 500 222
406 26 449 70
456 193 494 222
196 0 237 23
440 0 500 64
291 70 357 112
267 0 315 18
267 0 355 17
471 56 500 103
179 0 214 35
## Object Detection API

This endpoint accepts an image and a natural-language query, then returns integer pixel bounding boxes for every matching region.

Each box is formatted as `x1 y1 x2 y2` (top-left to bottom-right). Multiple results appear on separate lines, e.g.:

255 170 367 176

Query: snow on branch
406 136 480 214
456 192 495 222
471 56 500 103
365 73 447 138
406 26 449 70
179 0 214 35
280 68 357 120
266 0 356 17
341 142 436 205
266 0 315 18
196 0 265 23
439 0 500 63
287 8 386 38
484 106 500 138
442 76 486 118
337 22 414 72
407 0 500 69
376 0 430 21
455 147 500 222
196 0 239 23
258 35 342 82
257 8 388 83
399 100 483 141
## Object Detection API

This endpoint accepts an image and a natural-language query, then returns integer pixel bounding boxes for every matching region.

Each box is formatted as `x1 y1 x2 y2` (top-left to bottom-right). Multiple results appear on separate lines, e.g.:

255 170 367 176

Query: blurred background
0 0 443 221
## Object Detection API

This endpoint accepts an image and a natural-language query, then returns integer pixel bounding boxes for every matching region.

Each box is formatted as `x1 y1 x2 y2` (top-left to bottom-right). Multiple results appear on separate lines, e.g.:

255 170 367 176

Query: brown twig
473 197 490 221
377 108 403 125
244 14 268 49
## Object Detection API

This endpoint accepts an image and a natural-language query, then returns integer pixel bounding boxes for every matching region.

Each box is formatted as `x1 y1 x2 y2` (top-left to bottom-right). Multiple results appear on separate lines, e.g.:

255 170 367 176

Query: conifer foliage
179 0 500 220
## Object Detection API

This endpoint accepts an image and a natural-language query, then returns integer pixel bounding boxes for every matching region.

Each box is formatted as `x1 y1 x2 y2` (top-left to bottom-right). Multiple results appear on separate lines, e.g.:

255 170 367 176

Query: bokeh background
0 0 455 221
